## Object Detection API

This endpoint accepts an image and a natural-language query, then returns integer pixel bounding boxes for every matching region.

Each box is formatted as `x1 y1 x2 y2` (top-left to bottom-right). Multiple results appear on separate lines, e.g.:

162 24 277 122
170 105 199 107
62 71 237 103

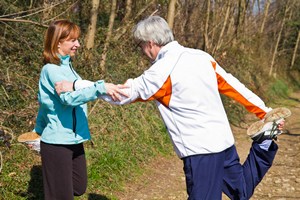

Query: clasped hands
55 80 129 101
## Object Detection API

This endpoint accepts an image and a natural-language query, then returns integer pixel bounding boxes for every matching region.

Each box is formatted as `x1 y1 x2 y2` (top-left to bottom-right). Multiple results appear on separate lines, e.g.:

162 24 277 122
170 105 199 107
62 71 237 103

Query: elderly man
55 16 289 200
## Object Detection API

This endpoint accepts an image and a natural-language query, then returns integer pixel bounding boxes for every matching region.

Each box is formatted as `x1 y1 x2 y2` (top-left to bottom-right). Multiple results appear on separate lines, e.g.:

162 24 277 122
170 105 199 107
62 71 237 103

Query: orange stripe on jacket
211 61 267 119
135 76 172 107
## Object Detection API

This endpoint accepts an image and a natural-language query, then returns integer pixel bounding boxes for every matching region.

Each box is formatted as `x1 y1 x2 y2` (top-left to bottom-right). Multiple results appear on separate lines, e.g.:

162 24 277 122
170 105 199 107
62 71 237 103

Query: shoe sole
17 132 40 143
264 107 291 122
247 107 291 138
247 121 265 137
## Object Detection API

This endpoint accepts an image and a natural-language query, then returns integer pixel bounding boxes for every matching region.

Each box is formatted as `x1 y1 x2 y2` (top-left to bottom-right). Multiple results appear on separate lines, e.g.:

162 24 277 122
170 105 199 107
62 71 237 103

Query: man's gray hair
133 16 174 46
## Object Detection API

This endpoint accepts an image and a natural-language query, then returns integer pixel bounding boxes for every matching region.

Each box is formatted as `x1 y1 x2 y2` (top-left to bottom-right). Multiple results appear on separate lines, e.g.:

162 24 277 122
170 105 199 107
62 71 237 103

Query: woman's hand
55 80 129 101
55 80 73 95
104 83 129 101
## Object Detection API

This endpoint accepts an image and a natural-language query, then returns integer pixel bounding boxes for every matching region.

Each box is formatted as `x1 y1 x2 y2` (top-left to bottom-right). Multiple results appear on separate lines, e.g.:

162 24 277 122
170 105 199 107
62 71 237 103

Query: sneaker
247 107 291 143
18 132 41 153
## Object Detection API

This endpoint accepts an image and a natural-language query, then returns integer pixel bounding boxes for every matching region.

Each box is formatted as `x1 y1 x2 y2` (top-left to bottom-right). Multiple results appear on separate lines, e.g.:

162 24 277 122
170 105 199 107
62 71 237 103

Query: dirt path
117 92 300 200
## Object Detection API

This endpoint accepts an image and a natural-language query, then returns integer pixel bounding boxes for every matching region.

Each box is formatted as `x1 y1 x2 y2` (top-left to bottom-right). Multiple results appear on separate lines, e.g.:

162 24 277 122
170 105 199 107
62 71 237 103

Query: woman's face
58 38 80 57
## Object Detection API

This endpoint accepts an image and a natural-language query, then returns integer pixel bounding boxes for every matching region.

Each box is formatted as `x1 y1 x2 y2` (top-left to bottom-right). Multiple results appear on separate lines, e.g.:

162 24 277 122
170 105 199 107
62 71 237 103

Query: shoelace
269 120 282 140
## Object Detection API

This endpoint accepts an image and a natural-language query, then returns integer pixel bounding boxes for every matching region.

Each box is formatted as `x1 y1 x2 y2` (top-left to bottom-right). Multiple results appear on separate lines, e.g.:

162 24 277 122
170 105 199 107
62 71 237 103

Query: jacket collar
154 41 181 63
59 54 71 66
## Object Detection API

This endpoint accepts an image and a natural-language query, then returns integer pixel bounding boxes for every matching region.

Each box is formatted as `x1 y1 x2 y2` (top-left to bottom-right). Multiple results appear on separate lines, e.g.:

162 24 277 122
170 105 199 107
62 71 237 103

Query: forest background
0 0 299 199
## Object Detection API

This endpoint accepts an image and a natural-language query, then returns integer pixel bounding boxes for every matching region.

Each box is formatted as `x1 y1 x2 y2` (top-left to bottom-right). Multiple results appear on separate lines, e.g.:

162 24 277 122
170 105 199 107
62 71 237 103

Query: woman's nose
75 40 80 47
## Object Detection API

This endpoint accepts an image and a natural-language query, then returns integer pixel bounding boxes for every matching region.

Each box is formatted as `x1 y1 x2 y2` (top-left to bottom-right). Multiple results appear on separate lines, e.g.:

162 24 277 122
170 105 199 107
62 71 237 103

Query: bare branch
16 1 66 19
0 0 73 27
43 1 79 23
0 18 47 27
0 1 66 19
0 6 42 18
113 0 155 41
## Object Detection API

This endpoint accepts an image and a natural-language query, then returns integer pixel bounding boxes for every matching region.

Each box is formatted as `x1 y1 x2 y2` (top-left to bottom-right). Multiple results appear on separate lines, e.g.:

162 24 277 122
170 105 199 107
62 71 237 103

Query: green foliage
266 79 290 100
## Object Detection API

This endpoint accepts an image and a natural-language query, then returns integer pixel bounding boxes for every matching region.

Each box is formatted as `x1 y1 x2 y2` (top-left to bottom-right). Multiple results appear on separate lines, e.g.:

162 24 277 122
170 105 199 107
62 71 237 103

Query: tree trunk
290 29 300 69
210 1 216 46
269 3 289 76
233 0 247 46
233 0 242 43
123 0 132 23
178 1 189 39
100 0 117 73
29 0 34 9
257 0 261 14
85 0 100 51
167 0 176 29
260 0 270 34
250 0 256 15
202 0 210 51
212 1 231 55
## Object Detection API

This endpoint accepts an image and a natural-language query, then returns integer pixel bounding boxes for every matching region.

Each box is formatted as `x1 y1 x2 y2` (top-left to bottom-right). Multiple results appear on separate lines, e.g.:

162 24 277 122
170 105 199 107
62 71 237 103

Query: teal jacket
34 55 106 144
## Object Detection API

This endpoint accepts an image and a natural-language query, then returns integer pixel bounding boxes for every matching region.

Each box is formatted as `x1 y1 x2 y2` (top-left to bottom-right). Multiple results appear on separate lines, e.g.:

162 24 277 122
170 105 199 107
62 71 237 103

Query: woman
33 19 124 200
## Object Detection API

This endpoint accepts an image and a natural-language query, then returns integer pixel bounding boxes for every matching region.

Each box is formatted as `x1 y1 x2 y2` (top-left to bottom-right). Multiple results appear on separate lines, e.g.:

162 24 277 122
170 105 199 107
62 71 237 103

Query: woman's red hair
43 20 80 64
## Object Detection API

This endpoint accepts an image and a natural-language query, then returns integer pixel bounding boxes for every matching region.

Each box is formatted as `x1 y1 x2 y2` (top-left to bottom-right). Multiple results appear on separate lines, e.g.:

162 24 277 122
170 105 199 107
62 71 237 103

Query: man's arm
55 79 131 103
211 61 272 119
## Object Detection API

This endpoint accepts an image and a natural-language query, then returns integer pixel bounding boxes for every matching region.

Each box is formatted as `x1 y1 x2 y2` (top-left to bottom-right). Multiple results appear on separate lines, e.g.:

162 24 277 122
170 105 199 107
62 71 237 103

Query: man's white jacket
75 41 271 158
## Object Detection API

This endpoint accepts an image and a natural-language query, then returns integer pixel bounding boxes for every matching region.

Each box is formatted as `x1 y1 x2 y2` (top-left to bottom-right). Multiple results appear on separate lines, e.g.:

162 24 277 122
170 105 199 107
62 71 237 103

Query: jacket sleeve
74 79 136 105
42 64 107 106
59 80 106 106
211 61 272 119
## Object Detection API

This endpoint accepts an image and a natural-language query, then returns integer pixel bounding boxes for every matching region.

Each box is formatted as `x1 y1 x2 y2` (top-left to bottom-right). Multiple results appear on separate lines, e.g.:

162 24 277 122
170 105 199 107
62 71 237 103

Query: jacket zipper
69 62 78 136
72 108 77 135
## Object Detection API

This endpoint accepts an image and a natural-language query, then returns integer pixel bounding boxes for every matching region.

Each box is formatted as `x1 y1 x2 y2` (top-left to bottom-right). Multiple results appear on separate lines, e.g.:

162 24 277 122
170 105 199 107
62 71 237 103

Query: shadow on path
284 130 300 136
88 193 111 200
16 165 44 200
19 165 111 200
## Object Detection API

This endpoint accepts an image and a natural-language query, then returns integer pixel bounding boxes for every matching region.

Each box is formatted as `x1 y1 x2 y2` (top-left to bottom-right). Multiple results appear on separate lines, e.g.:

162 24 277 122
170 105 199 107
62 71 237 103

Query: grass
267 79 290 100
0 101 173 200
